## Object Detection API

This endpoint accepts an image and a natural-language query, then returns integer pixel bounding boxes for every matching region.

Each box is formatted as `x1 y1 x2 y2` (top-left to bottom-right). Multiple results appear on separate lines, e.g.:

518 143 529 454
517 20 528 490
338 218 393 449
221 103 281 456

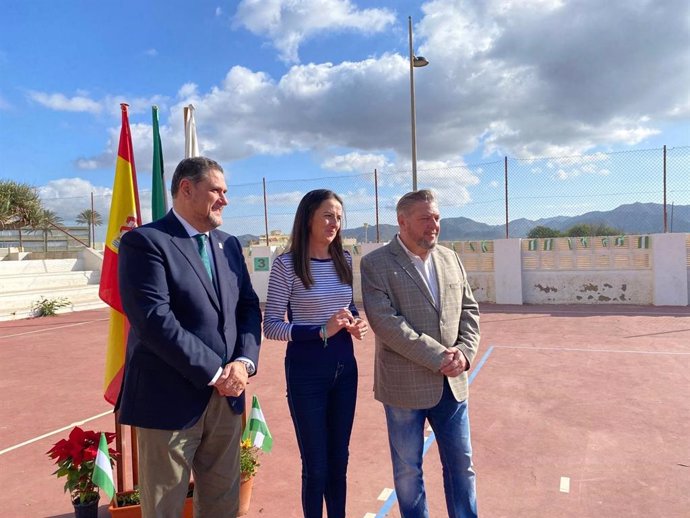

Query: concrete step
0 270 100 292
0 258 82 275
0 285 107 321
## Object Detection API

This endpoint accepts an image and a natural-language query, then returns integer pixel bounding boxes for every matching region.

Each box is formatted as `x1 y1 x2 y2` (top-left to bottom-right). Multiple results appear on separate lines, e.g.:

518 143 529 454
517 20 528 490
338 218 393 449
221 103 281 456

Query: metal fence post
263 177 269 246
374 168 380 243
663 145 667 233
504 156 509 239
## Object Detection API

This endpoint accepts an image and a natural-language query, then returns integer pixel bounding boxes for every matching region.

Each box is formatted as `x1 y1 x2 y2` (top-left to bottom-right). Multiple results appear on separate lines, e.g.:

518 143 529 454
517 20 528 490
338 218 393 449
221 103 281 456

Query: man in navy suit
117 156 262 518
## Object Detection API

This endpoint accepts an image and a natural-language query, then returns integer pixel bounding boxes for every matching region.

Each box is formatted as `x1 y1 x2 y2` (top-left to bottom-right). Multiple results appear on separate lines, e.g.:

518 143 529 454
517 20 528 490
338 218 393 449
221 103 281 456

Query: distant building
250 229 290 247
249 229 358 248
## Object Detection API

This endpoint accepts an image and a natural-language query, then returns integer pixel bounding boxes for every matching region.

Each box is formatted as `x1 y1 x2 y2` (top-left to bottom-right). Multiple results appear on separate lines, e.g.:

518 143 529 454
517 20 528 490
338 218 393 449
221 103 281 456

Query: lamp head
413 56 429 67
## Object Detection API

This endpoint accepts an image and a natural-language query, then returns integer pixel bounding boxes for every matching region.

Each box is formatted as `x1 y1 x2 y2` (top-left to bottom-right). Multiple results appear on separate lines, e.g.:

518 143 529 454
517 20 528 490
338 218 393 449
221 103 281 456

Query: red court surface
1 304 689 517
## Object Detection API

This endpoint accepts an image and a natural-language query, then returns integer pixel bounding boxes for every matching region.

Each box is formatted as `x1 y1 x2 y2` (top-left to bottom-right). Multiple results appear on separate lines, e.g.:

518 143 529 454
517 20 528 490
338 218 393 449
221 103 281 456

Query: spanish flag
100 103 141 405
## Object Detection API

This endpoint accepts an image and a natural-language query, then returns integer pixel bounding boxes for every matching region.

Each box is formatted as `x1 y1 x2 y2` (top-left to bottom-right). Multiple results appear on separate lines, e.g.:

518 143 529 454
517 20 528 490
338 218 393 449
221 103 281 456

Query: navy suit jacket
116 211 262 430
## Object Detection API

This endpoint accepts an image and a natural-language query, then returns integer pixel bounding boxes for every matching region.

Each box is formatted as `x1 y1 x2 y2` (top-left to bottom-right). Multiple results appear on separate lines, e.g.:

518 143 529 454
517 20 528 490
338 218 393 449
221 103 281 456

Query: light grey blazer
360 237 480 409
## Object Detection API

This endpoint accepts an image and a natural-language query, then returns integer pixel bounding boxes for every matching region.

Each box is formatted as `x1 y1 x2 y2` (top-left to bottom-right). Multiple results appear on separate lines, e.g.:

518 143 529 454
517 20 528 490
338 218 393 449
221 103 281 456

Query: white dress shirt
396 235 439 308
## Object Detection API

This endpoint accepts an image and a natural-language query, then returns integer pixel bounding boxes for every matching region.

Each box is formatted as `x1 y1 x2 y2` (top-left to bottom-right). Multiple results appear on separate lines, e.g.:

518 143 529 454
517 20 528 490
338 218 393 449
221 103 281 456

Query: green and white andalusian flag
242 395 273 452
92 433 115 499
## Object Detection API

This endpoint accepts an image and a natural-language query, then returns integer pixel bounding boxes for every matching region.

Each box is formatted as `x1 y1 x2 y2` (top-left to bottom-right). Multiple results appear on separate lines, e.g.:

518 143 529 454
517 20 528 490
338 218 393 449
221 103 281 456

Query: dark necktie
194 234 213 281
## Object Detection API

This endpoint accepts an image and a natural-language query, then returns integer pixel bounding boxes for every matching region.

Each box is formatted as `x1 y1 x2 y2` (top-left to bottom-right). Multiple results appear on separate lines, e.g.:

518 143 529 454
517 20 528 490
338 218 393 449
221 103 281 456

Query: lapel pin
218 242 223 249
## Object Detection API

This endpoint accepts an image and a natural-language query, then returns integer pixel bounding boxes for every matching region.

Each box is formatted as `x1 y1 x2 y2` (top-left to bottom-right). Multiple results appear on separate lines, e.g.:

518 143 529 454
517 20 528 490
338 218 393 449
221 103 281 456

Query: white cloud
28 91 102 114
38 176 157 231
38 178 112 224
144 48 158 57
27 90 168 118
546 152 612 180
233 0 395 63
74 159 102 170
178 83 199 99
322 152 391 172
73 0 688 182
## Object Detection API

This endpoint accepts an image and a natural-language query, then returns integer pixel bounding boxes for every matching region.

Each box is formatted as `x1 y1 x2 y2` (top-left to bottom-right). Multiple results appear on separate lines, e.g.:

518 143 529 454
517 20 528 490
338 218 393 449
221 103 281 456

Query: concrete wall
652 233 688 306
247 233 689 307
522 271 652 304
8 235 677 307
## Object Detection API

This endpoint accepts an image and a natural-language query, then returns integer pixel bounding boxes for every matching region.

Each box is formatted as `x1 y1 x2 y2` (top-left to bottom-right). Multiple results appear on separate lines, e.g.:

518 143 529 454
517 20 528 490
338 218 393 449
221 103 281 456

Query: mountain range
237 202 689 246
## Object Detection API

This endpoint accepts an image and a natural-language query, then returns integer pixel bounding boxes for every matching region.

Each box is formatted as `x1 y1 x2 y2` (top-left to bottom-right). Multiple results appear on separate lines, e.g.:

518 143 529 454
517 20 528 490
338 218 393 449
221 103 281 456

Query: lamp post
408 15 428 192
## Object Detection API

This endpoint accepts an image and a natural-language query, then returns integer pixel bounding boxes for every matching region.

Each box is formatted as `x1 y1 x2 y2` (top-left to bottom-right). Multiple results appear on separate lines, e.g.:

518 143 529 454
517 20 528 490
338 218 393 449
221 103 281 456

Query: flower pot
73 495 99 518
108 491 141 518
108 491 193 518
238 476 254 516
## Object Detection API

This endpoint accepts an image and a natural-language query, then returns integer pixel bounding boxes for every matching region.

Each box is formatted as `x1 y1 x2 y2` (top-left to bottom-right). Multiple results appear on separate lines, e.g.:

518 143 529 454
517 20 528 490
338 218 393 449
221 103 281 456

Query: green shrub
31 296 71 317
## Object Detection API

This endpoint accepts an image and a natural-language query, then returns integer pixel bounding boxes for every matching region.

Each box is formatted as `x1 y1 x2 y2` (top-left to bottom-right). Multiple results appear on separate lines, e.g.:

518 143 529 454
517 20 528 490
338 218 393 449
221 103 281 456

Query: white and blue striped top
264 252 357 343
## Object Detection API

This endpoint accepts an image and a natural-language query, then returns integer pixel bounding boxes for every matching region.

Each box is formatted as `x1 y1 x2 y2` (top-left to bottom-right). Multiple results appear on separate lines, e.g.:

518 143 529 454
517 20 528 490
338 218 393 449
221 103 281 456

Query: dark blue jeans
384 379 477 518
285 342 358 518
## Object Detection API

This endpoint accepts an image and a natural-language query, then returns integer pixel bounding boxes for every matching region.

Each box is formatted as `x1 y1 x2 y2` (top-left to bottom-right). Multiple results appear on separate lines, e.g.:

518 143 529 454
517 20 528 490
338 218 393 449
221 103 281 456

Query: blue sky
1 0 688 236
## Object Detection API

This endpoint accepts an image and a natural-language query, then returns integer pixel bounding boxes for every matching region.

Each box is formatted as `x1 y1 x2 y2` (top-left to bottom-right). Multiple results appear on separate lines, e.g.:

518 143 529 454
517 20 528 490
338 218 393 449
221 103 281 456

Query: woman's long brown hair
288 189 352 289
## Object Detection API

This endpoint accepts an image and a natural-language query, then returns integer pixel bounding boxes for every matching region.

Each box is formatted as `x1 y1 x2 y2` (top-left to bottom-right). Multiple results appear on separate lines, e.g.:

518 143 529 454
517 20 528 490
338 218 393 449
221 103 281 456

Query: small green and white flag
92 433 115 499
242 395 273 453
543 238 553 251
638 235 650 249
528 239 537 251
615 235 625 247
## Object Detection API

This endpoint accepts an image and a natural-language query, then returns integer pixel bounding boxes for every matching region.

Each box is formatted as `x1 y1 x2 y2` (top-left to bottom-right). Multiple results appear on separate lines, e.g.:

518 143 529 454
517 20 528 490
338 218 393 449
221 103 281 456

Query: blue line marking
373 345 495 517
469 345 494 385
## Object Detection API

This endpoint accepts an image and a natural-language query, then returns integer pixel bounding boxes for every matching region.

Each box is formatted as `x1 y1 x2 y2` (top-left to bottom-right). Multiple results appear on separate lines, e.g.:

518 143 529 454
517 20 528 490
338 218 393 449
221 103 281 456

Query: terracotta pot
238 476 254 516
108 490 141 518
108 490 193 518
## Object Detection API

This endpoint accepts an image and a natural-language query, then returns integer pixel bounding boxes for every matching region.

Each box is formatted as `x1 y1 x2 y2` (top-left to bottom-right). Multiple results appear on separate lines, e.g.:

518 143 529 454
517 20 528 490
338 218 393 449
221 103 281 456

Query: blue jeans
286 347 358 518
384 379 477 518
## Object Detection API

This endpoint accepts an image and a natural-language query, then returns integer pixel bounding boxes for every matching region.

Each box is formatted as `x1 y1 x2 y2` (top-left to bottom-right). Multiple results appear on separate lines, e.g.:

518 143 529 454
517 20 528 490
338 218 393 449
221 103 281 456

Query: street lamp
408 15 428 192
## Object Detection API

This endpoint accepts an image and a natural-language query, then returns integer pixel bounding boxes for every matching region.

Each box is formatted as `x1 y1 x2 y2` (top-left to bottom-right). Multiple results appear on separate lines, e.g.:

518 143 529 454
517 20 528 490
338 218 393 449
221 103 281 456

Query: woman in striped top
264 189 368 518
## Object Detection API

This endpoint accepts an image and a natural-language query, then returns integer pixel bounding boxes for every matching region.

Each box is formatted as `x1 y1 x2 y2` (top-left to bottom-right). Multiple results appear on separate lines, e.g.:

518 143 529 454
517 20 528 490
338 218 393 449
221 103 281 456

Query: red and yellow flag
100 103 142 405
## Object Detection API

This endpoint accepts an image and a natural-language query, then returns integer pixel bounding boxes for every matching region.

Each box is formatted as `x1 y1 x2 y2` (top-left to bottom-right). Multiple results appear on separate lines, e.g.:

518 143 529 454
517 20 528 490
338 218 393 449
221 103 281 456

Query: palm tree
28 209 64 252
0 180 44 250
76 209 103 247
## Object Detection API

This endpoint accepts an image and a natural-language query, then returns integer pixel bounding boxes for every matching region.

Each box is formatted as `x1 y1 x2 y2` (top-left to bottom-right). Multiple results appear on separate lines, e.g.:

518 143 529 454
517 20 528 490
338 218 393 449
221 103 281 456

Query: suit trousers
136 391 243 518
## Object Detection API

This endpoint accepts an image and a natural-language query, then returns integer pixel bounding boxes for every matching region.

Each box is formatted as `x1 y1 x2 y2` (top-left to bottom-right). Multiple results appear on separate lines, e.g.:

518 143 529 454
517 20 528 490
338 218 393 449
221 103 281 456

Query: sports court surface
1 303 688 517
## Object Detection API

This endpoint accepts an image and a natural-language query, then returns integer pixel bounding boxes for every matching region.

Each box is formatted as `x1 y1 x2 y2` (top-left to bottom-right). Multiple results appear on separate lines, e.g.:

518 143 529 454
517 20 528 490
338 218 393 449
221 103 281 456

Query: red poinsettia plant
46 426 118 504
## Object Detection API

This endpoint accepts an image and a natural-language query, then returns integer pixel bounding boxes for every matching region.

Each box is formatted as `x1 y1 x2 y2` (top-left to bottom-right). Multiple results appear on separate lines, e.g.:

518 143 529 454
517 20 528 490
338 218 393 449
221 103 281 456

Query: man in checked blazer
117 157 262 518
360 189 480 518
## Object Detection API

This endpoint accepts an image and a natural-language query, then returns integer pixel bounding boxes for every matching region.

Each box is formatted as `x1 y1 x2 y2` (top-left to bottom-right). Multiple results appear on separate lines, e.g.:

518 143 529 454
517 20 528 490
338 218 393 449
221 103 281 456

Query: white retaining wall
246 233 689 307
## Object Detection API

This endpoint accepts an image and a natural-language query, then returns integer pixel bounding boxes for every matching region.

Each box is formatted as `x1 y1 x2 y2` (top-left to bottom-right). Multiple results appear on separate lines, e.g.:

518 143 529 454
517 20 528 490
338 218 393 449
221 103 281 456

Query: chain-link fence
9 145 688 247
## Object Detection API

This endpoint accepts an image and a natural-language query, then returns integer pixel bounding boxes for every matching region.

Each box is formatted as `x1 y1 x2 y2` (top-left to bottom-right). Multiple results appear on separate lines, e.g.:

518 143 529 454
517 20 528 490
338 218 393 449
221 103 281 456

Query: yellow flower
240 439 261 480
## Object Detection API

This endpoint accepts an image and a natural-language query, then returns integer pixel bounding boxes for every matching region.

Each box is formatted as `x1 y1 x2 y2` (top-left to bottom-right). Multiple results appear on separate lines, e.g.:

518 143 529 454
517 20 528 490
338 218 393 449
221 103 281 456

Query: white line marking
377 488 393 501
0 318 109 339
495 345 690 355
363 513 376 518
0 410 113 455
559 477 570 493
